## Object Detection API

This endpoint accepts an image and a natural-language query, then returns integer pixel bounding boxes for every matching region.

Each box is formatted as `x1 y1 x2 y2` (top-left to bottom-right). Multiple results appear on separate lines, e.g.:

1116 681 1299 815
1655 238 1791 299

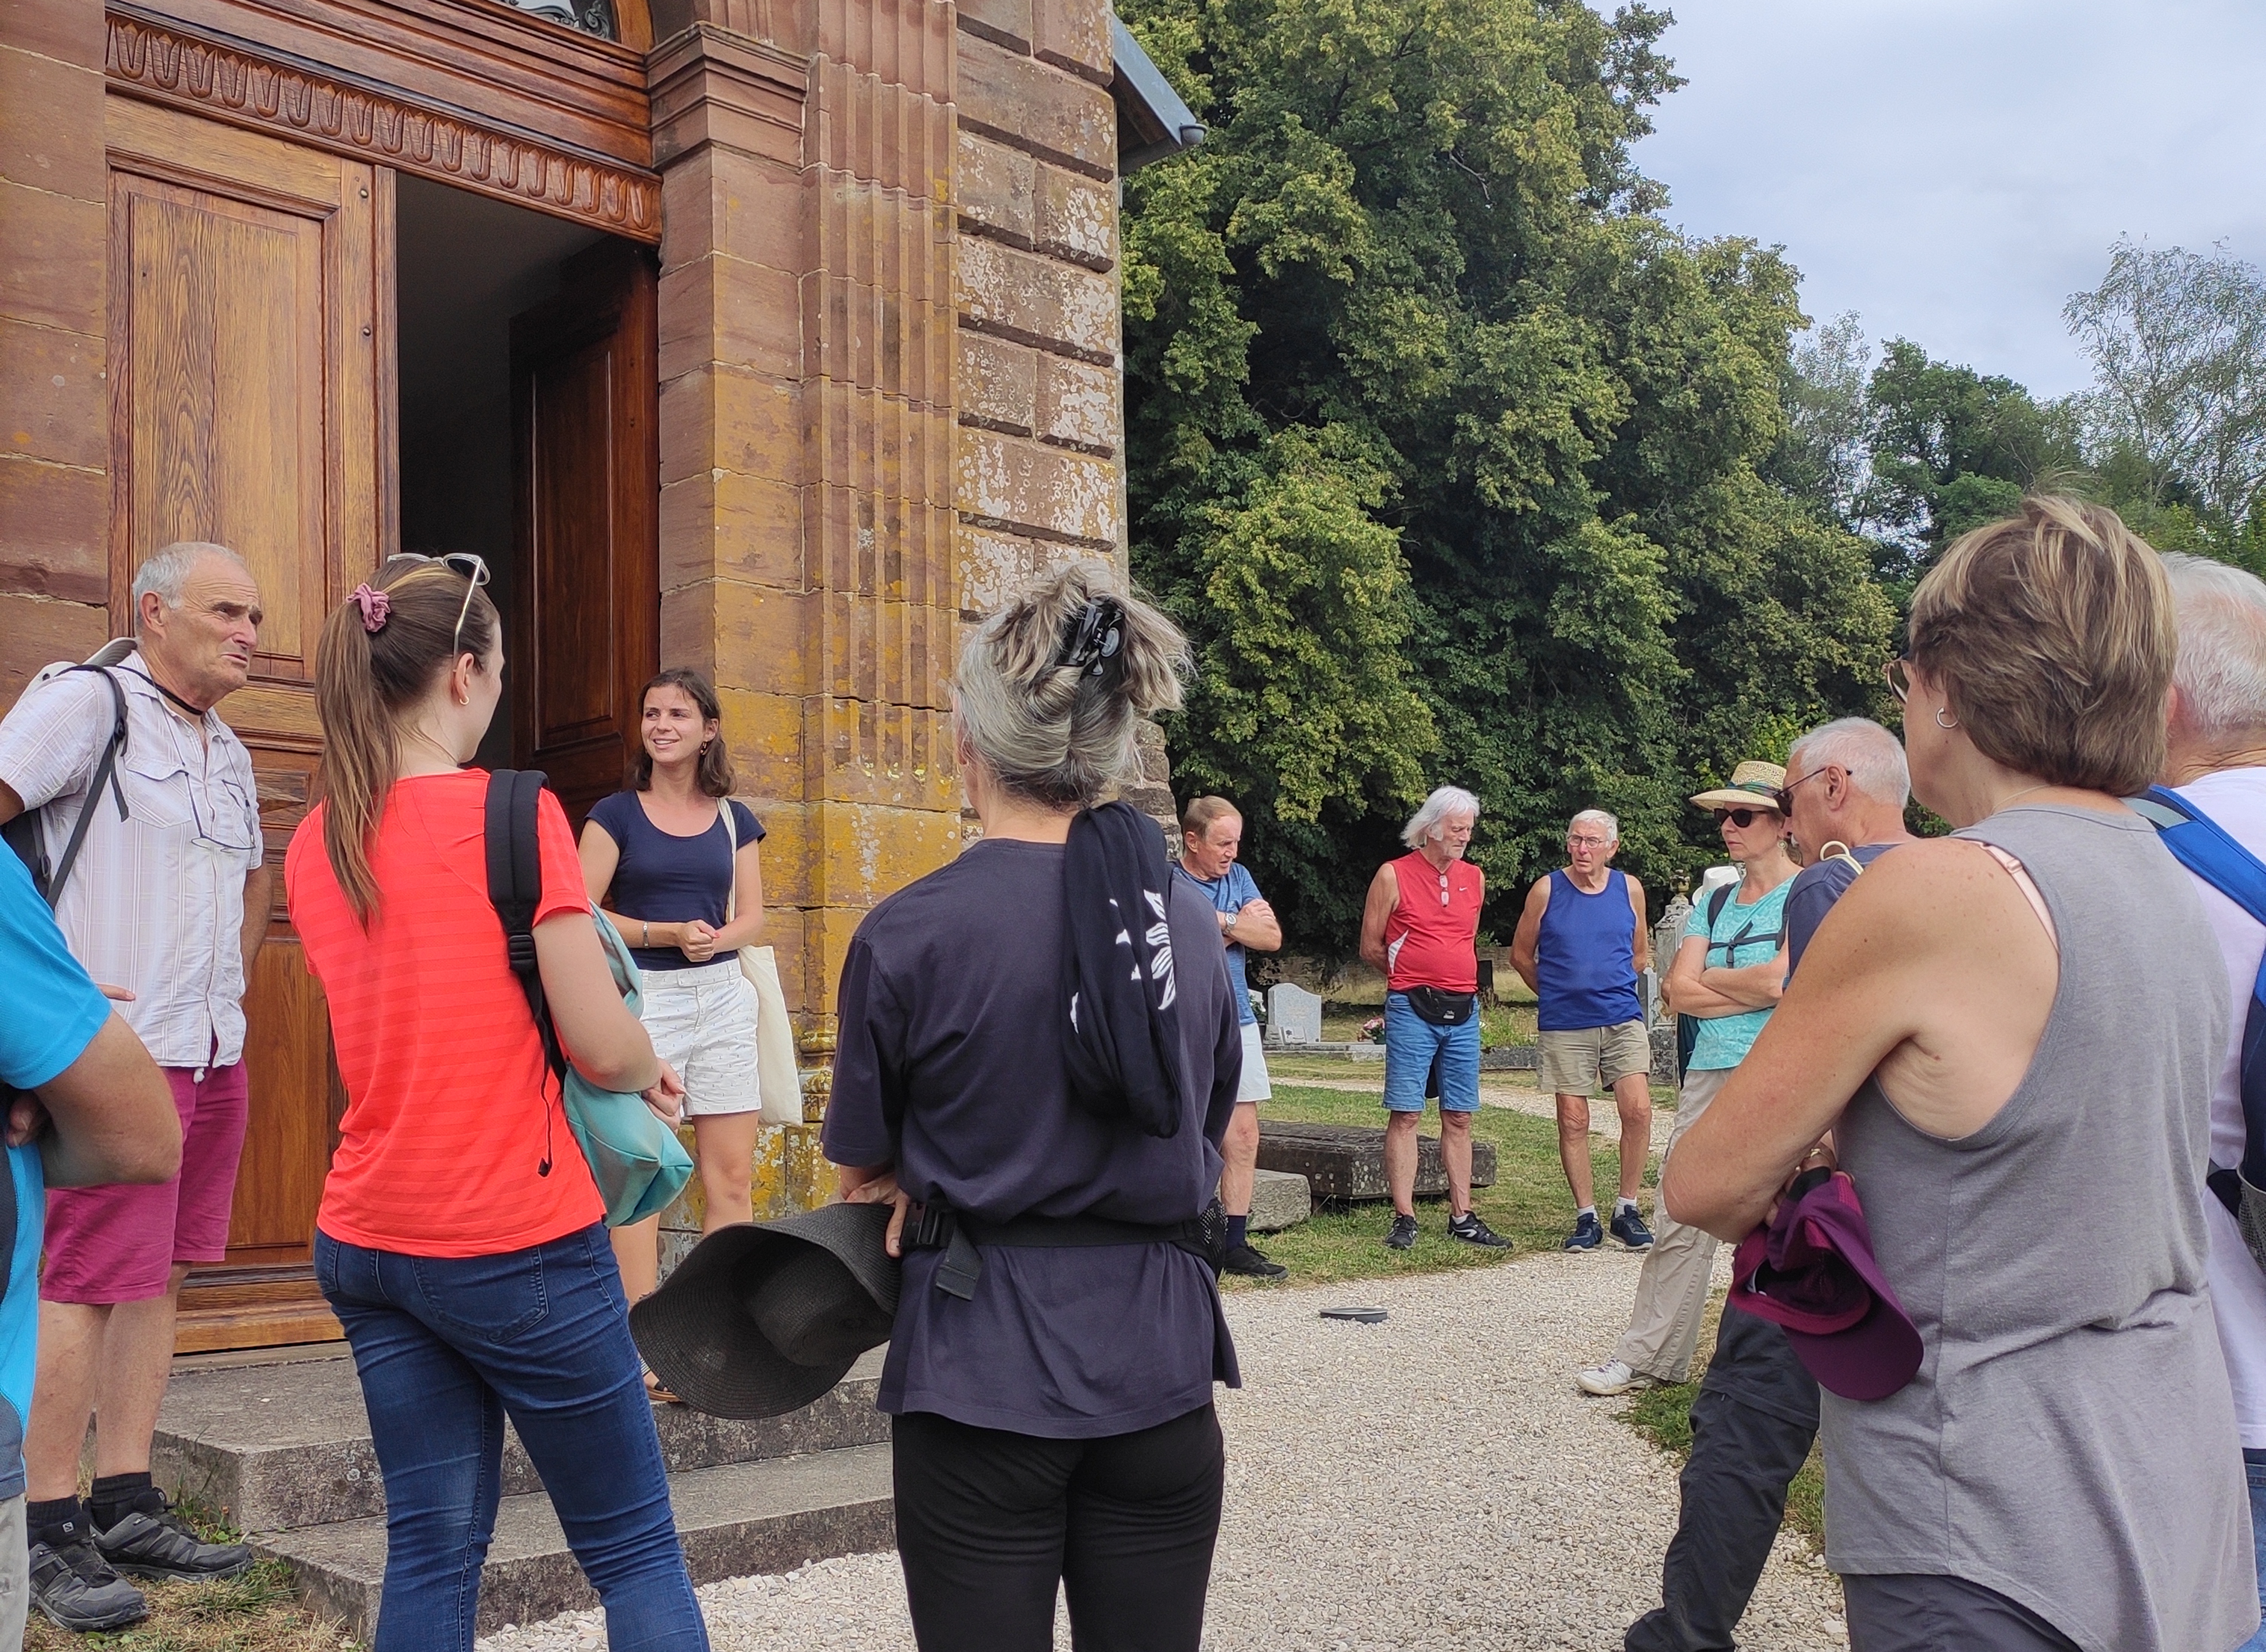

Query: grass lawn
1226 1081 1651 1289
24 1554 352 1652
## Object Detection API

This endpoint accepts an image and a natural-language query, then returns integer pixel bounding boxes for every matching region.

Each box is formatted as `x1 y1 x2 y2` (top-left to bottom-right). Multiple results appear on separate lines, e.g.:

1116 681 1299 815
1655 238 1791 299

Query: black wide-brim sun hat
629 1201 901 1419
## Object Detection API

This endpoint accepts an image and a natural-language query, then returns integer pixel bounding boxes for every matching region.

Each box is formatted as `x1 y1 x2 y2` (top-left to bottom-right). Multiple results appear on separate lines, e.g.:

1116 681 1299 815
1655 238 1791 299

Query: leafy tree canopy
1121 0 1895 953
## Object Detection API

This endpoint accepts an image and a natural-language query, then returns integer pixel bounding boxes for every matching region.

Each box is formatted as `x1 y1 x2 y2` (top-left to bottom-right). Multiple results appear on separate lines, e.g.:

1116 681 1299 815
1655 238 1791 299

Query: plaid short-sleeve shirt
0 644 261 1069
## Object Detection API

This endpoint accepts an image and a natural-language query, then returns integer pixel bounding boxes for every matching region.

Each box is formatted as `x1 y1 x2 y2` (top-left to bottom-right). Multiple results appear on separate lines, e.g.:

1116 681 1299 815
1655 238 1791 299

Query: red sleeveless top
1384 851 1483 992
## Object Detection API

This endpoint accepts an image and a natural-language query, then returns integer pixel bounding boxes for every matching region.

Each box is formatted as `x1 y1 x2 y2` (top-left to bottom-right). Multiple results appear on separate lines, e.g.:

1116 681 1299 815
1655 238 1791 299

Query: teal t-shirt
1681 877 1793 1072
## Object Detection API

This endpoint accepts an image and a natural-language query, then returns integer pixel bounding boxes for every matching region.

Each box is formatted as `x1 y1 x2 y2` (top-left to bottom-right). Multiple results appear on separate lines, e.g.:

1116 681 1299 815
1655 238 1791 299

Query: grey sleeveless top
1824 804 2257 1652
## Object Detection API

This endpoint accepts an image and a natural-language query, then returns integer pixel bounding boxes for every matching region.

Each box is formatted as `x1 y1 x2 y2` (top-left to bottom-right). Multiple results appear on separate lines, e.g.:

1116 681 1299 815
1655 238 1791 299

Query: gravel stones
478 1252 1846 1651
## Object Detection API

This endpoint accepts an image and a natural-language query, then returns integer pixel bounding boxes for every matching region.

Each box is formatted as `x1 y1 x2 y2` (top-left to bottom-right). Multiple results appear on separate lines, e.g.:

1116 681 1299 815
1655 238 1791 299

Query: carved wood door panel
105 95 382 1349
509 241 659 827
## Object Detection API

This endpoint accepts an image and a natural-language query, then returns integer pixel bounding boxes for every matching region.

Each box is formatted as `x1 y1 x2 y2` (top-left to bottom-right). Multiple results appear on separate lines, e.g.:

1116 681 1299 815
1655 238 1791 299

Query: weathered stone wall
0 1 110 707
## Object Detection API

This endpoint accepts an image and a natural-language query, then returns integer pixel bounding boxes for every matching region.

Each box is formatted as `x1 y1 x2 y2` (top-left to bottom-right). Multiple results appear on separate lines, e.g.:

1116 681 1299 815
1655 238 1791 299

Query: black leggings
891 1404 1226 1652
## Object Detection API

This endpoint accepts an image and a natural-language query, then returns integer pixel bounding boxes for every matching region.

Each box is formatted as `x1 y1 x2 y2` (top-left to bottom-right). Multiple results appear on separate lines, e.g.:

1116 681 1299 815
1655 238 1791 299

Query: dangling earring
1935 706 1958 730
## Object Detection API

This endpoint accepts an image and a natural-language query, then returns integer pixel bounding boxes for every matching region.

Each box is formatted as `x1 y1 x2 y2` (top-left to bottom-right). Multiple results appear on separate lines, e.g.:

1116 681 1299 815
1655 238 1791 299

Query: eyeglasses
1712 807 1778 829
393 552 491 659
1567 834 1610 848
1884 655 1911 703
1437 868 1451 907
1774 767 1829 815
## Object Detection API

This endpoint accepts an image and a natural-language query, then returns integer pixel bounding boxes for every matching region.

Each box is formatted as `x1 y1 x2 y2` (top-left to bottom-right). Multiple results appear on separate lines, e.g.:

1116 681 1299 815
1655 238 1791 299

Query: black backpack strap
1706 883 1732 928
15 666 131 910
484 769 566 1081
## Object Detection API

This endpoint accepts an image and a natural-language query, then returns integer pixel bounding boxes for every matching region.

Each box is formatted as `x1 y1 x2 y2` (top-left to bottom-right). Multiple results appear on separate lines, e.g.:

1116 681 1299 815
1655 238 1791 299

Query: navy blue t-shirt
822 837 1244 1438
1784 842 1897 970
585 792 764 971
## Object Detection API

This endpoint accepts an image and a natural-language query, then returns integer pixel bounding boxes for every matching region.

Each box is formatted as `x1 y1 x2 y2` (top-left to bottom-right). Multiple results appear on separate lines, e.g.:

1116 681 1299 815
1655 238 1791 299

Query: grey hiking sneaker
94 1493 255 1582
28 1536 148 1633
1385 1212 1420 1250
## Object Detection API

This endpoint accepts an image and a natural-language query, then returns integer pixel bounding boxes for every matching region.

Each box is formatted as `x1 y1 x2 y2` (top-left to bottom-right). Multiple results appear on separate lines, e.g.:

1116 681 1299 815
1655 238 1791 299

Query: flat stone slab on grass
1247 1167 1311 1233
1256 1121 1496 1205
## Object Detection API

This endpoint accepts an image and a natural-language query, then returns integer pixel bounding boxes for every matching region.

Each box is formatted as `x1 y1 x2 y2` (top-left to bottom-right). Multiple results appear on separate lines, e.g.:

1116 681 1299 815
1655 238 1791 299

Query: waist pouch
905 1198 1226 1299
1404 986 1476 1026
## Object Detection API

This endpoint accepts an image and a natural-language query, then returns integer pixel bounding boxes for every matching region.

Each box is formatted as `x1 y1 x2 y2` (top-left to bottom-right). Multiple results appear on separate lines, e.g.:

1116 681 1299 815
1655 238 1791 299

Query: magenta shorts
42 1060 251 1304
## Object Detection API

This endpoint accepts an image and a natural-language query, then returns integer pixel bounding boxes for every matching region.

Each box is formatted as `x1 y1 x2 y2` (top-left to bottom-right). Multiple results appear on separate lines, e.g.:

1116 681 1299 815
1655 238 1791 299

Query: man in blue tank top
1510 809 1655 1253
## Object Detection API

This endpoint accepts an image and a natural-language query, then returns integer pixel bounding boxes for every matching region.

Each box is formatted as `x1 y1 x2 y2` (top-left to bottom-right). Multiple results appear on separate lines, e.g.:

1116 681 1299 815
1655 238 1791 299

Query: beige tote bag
722 801 805 1128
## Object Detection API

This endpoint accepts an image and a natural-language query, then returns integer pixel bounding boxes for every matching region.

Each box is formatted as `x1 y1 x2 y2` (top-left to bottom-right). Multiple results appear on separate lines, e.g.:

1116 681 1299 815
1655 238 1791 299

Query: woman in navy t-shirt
825 565 1243 1652
577 669 767 1347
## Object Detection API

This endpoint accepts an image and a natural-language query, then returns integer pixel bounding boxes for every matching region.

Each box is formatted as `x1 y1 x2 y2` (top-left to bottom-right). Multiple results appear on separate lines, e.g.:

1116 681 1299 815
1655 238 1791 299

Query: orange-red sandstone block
957 331 1038 434
956 237 1118 362
956 427 1121 547
956 33 1115 177
1033 352 1117 454
0 591 103 711
1032 0 1112 85
0 454 104 603
1034 161 1114 271
0 315 104 471
0 46 103 201
955 128 1035 247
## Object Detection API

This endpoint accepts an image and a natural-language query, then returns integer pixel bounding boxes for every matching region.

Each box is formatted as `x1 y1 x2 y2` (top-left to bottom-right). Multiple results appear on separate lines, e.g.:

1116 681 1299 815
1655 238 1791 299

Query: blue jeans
2242 1447 2266 1652
1381 991 1481 1112
315 1224 708 1652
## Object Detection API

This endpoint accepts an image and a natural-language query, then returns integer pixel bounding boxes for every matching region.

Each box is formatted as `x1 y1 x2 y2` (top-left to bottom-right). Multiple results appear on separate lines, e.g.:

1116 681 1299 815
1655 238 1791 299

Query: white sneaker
1576 1359 1653 1397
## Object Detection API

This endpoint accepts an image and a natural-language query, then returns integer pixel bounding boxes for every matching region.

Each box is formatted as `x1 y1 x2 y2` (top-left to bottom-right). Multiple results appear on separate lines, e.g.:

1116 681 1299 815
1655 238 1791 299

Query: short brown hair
1182 796 1241 841
1907 496 2173 795
626 667 736 798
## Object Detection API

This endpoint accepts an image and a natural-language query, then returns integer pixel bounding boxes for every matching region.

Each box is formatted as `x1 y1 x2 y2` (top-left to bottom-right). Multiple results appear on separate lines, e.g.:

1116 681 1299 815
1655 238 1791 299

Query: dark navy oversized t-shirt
822 836 1245 1438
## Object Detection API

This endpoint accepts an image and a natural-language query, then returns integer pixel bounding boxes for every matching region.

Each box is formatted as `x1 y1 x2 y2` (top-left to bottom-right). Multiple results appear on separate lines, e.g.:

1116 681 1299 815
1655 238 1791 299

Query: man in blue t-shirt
1176 797 1287 1279
0 851 182 1636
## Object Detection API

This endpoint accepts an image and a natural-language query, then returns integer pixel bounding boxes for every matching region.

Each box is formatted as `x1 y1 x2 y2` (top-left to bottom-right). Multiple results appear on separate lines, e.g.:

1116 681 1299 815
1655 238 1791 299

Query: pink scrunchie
350 583 391 634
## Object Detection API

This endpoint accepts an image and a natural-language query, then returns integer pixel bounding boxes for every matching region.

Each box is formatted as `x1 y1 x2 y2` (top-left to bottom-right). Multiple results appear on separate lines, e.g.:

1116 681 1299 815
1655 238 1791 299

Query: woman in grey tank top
1665 498 2257 1652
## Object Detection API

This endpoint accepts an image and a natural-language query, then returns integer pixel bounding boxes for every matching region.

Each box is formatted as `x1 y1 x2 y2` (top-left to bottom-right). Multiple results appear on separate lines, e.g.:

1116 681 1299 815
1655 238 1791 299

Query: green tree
1121 0 1894 951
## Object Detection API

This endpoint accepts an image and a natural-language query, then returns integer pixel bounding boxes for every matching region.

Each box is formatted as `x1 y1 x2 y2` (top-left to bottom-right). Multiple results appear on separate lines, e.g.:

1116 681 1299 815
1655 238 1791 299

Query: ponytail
311 556 499 925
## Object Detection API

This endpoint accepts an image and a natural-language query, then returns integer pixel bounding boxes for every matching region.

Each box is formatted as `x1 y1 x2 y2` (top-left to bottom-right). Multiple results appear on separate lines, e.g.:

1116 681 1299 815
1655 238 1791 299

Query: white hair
1569 808 1618 841
1402 785 1480 849
2162 553 2266 740
131 541 246 623
1788 716 1911 809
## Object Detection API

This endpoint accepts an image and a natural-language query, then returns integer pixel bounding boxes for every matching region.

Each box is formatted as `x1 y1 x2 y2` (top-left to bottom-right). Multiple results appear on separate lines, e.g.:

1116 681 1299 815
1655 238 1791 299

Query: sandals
642 1366 683 1406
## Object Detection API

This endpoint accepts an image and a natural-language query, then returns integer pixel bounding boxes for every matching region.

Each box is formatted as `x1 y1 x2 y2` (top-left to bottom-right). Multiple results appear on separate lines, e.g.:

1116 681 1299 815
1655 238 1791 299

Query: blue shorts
1381 992 1482 1113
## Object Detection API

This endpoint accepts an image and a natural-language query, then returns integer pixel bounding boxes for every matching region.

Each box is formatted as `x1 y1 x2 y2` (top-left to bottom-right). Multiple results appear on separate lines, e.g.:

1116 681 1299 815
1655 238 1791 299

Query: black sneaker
28 1537 148 1633
1610 1206 1656 1250
1563 1211 1604 1251
1223 1242 1289 1280
94 1493 255 1582
1447 1211 1511 1249
1385 1213 1419 1250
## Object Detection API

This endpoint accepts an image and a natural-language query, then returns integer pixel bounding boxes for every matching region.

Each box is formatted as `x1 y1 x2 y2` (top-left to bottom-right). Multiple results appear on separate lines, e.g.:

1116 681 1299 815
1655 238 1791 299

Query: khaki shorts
1538 1020 1651 1096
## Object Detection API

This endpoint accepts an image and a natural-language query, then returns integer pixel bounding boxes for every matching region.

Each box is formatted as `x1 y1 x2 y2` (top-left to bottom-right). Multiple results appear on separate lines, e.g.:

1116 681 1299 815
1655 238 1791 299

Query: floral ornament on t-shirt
1145 889 1176 1009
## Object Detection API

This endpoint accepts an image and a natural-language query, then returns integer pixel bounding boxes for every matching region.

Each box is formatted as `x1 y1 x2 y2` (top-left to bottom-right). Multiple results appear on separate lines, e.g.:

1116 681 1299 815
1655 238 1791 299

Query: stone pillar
0 0 110 707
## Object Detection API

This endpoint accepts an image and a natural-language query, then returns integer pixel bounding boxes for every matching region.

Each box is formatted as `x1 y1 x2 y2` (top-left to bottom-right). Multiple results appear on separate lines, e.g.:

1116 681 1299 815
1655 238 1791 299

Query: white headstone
1266 983 1325 1047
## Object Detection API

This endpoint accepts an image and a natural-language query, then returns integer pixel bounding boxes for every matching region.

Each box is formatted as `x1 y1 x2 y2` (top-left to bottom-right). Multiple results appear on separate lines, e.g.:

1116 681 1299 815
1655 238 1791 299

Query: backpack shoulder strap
1706 883 1732 928
485 769 565 1079
17 666 132 909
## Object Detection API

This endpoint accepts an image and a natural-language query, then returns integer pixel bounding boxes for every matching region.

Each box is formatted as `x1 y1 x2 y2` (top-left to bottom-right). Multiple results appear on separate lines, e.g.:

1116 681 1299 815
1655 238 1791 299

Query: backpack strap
1707 883 1732 928
2134 785 2266 1209
8 666 131 909
484 769 566 1083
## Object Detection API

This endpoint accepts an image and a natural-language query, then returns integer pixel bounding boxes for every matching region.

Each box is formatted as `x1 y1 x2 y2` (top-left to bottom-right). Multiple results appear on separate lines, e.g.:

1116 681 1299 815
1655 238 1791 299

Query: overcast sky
1633 0 2266 398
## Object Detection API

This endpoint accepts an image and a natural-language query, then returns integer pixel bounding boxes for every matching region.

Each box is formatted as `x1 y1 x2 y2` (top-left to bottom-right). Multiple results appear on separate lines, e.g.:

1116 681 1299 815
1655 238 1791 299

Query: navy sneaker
1563 1211 1604 1252
1385 1213 1420 1251
1446 1211 1511 1249
1610 1206 1656 1251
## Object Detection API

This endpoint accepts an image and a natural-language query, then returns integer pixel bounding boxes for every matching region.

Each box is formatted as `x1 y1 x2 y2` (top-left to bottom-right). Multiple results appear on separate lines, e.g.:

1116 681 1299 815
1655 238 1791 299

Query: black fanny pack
1404 986 1476 1026
904 1197 1226 1299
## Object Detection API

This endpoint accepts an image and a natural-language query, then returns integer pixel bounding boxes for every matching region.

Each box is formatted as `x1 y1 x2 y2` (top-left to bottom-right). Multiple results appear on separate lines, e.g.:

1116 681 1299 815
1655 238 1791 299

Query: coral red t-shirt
285 771 604 1256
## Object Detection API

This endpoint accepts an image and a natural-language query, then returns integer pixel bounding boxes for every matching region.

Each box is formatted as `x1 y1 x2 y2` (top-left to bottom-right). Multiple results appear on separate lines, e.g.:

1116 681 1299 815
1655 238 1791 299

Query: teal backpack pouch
484 769 693 1228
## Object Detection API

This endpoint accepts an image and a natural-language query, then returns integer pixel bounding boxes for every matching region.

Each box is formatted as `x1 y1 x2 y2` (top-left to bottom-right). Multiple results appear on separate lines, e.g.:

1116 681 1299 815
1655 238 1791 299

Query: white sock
1615 1197 1639 1216
1577 1205 1597 1220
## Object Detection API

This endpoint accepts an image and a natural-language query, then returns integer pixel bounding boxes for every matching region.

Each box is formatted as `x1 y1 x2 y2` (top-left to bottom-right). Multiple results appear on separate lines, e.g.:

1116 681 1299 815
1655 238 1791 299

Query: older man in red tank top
1359 787 1511 1251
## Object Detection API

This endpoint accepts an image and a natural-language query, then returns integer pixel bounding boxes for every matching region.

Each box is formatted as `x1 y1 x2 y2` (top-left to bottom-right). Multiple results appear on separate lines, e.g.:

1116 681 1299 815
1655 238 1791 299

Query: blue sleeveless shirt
1535 868 1642 1031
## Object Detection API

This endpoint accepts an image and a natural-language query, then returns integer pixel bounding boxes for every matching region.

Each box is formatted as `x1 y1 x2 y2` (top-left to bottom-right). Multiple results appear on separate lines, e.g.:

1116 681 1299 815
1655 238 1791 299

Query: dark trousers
1626 1306 1820 1652
891 1404 1225 1652
1843 1574 2080 1652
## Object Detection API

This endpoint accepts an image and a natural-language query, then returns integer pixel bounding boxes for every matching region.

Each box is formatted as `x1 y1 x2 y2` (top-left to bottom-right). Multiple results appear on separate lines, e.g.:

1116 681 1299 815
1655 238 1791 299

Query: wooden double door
104 97 660 1350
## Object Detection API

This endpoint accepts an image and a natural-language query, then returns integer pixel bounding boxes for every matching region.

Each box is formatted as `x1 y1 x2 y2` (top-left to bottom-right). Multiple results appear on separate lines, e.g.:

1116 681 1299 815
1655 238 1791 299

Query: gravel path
479 1253 1844 1651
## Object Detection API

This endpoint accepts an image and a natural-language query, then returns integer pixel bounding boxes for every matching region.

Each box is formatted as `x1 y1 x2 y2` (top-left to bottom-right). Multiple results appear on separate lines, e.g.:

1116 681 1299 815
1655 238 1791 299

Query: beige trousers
1611 1064 1728 1382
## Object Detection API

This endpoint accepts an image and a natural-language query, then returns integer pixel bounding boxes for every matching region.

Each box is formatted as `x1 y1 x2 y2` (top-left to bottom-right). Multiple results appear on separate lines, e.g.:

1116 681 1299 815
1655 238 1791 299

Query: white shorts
1237 1021 1272 1104
641 958 762 1118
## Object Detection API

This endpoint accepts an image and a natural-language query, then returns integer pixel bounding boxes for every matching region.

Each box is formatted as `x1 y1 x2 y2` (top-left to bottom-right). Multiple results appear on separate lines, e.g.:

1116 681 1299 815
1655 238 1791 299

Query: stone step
1256 1120 1497 1205
262 1442 896 1643
1246 1166 1310 1233
156 1347 889 1532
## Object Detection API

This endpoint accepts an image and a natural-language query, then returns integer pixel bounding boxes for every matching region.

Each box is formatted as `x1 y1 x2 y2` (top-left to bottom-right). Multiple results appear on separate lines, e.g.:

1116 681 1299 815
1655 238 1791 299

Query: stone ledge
1257 1121 1498 1205
1248 1167 1311 1234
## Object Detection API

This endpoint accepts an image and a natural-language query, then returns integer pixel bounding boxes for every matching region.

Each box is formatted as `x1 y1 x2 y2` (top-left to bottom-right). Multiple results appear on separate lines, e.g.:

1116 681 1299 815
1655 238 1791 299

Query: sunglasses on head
392 552 491 658
1884 655 1911 703
1712 807 1777 829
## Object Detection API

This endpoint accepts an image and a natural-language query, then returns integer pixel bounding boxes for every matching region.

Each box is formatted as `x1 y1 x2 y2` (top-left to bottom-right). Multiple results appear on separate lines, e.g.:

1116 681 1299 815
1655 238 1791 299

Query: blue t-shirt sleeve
1227 863 1260 910
585 790 634 845
0 851 110 1090
729 801 766 844
1784 864 1853 974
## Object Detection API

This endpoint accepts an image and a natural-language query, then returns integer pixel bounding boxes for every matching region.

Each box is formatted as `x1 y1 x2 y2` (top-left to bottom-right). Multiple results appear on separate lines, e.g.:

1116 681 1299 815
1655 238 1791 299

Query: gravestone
1256 1121 1497 1205
1247 1168 1312 1233
1265 982 1325 1047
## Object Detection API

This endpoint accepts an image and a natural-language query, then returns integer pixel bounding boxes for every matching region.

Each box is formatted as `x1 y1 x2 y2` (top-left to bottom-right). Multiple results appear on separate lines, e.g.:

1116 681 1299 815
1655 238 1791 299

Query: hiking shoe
1224 1242 1289 1280
1446 1211 1511 1249
1610 1207 1656 1251
1577 1359 1655 1398
94 1494 255 1582
1563 1211 1604 1251
28 1538 148 1633
1385 1213 1420 1251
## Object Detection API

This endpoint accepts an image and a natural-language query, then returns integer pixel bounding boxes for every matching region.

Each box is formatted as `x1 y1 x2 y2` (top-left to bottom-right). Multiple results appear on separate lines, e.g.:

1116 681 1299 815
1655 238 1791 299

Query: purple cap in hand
1726 1168 1922 1402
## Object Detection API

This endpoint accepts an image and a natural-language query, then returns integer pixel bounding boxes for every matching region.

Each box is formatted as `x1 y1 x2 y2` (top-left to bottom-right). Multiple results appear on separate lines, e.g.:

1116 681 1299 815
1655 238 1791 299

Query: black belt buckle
905 1200 951 1251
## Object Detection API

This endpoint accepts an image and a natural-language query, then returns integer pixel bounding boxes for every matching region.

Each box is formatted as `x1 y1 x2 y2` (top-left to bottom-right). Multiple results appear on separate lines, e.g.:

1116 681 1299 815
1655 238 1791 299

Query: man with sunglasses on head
0 542 271 1629
1619 721 1913 1652
1511 809 1656 1254
1577 760 1794 1402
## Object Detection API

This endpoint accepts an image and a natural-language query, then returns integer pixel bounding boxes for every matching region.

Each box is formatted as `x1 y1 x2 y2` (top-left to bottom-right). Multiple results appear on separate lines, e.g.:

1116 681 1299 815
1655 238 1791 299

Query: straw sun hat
1688 759 1787 813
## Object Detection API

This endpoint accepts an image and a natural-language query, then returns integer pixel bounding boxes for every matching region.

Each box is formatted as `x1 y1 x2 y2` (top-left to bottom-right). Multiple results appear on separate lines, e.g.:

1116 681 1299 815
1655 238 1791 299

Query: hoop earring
1935 706 1959 730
